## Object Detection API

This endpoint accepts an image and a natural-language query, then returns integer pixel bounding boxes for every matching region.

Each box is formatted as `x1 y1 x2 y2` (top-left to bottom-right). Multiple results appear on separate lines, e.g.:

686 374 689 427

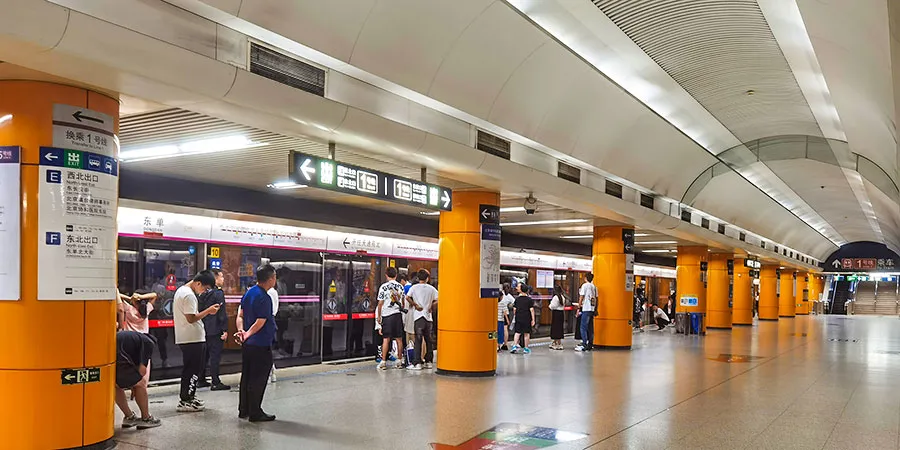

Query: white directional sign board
37 147 118 300
0 147 20 300
52 104 116 157
290 152 452 211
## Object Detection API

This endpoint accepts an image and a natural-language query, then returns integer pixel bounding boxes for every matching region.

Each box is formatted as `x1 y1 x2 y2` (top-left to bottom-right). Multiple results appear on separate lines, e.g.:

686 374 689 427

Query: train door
321 255 380 361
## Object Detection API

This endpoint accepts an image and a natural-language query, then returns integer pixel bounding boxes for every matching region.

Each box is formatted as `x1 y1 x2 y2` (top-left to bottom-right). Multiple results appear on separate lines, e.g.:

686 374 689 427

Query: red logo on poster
165 274 177 291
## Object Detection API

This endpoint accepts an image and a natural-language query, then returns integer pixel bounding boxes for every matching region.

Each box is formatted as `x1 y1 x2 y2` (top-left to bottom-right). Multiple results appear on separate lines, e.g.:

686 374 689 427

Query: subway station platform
113 315 900 450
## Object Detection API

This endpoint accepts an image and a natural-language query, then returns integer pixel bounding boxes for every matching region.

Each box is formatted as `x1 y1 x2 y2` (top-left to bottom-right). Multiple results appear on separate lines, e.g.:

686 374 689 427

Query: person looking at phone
173 270 218 412
199 268 230 391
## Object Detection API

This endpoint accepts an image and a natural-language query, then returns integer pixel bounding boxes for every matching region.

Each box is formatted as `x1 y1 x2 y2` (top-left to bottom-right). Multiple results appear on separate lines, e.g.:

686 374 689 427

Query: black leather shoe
197 380 212 388
211 383 231 391
249 413 276 422
238 411 248 419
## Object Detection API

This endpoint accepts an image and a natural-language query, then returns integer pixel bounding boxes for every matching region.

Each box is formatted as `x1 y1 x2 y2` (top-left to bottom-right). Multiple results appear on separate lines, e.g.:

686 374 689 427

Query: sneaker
377 361 387 370
211 383 231 391
510 346 520 354
423 362 434 369
192 398 205 406
500 344 509 351
177 400 205 413
269 372 277 383
387 354 397 362
408 364 423 371
136 416 162 430
376 356 383 363
574 345 585 352
197 380 211 388
121 414 139 429
523 348 531 354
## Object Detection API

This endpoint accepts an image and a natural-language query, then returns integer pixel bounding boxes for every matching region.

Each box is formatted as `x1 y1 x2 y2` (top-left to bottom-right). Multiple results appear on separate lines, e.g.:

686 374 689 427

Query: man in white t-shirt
575 273 598 352
375 267 406 370
652 305 670 330
267 286 279 383
173 270 219 412
407 269 438 370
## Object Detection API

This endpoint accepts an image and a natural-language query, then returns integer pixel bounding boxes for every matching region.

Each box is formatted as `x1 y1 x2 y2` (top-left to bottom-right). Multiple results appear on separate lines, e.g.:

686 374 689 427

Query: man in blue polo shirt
237 264 278 422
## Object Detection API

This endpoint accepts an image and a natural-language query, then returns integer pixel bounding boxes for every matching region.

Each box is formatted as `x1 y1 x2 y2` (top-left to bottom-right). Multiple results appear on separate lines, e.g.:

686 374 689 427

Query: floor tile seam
583 336 814 449
736 360 841 450
820 367 873 449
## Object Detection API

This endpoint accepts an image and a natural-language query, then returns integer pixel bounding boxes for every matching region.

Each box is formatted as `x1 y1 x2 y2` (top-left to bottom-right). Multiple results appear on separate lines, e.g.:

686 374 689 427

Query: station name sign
744 259 761 269
290 152 452 211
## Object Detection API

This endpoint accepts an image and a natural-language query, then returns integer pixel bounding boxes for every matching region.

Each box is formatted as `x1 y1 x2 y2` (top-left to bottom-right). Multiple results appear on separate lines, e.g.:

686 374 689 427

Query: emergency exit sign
61 367 101 385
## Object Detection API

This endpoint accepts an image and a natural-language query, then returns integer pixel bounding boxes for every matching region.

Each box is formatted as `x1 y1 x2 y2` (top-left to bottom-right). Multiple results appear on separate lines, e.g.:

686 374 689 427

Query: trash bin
689 313 701 335
675 313 689 334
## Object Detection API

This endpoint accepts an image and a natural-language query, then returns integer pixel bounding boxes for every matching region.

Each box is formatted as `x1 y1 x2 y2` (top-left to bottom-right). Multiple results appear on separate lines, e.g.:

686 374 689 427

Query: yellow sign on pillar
209 246 220 258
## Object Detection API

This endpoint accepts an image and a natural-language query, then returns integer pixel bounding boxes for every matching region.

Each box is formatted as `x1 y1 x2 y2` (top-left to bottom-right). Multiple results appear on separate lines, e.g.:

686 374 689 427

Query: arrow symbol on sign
64 374 75 381
343 238 351 249
44 152 58 162
481 209 491 220
299 158 315 181
72 111 104 124
832 260 841 269
441 190 451 209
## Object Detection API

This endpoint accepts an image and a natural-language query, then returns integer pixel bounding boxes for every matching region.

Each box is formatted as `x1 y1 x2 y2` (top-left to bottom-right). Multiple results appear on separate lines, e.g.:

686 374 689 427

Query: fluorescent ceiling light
0 114 11 125
634 233 650 237
642 249 673 253
501 219 589 227
560 235 593 239
636 241 677 245
267 180 306 190
121 134 267 162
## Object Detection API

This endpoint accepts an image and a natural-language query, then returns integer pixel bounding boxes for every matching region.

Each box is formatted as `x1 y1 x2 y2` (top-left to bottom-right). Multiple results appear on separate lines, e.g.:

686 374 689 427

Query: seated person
652 305 671 330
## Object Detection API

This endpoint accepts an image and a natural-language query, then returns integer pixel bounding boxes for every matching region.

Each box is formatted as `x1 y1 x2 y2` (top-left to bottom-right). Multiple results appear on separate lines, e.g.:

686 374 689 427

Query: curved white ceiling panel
425 2 549 120
765 159 871 243
795 0 897 180
690 172 837 258
865 179 900 253
235 0 376 64
350 0 494 94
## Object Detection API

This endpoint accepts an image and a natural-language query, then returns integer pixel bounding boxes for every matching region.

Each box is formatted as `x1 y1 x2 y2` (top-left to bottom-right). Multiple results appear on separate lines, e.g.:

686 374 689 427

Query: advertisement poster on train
480 223 501 298
0 147 20 300
37 147 117 300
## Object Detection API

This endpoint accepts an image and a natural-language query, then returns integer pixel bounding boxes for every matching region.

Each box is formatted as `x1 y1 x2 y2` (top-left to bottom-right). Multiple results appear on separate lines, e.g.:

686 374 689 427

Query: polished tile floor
114 315 900 449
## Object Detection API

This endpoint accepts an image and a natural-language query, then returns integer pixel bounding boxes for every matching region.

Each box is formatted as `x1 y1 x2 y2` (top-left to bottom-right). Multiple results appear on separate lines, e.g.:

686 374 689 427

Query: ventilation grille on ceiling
718 224 726 234
640 193 655 209
681 209 692 223
557 161 581 184
760 241 766 249
701 218 710 229
739 232 746 242
250 43 326 97
605 180 623 198
476 130 511 160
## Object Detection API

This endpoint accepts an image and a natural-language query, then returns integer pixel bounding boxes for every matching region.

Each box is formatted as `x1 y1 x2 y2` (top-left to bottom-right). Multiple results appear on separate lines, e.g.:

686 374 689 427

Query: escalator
830 280 851 315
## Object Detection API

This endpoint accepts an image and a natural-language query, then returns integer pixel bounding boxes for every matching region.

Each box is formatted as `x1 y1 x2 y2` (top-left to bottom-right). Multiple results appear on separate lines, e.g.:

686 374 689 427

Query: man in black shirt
116 331 161 429
511 284 535 354
200 269 230 391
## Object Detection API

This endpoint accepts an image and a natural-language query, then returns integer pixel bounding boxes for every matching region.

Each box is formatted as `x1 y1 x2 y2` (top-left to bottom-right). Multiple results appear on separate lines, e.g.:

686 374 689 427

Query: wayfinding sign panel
0 147 20 301
52 104 116 156
38 147 118 300
289 152 452 211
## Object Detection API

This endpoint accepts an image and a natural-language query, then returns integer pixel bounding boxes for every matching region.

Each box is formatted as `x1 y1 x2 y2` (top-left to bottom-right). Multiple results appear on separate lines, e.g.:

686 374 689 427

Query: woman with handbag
549 284 567 350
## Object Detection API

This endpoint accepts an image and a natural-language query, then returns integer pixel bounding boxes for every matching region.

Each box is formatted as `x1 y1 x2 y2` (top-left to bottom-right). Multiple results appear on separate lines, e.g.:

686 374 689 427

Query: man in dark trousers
199 268 230 391
237 265 278 422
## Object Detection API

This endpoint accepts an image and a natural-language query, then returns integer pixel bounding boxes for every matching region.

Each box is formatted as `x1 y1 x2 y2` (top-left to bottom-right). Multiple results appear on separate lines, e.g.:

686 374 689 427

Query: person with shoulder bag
549 284 567 350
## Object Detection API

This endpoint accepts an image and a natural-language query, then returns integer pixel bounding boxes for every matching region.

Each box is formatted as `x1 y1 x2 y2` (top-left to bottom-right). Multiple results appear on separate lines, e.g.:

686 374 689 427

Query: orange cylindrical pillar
779 270 796 318
676 246 708 332
437 191 499 376
759 265 780 321
0 81 119 449
732 258 753 326
593 226 633 349
706 253 732 329
795 272 809 315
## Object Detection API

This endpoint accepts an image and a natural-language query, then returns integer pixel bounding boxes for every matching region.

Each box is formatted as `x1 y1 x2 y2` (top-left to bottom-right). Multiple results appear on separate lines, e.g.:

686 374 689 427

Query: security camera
524 194 538 215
